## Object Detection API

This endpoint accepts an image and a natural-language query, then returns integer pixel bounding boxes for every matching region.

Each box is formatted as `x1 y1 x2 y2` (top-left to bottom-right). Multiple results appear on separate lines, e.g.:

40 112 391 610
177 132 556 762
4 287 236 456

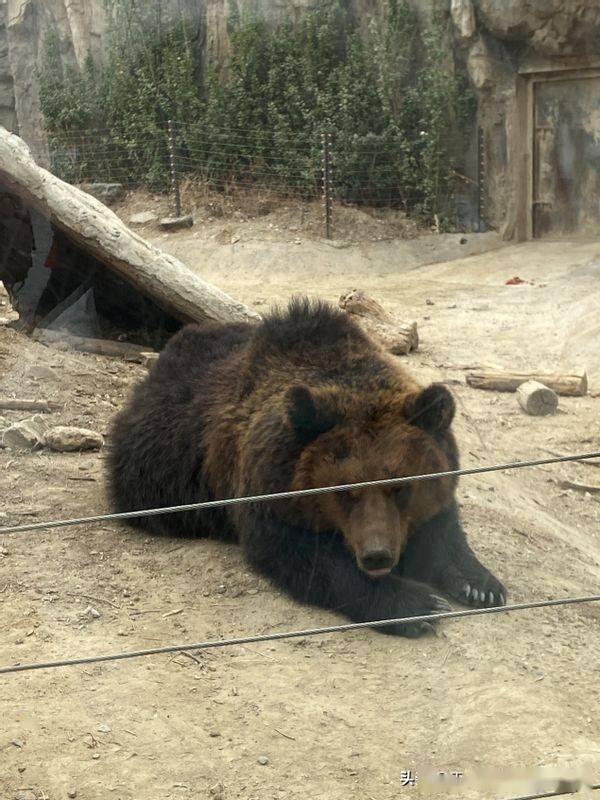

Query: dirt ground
1 217 600 800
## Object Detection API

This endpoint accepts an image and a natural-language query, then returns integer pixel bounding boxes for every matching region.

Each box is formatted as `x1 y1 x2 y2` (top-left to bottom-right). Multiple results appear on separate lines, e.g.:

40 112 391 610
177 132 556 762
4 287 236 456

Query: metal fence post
167 119 182 218
321 132 334 239
476 126 485 233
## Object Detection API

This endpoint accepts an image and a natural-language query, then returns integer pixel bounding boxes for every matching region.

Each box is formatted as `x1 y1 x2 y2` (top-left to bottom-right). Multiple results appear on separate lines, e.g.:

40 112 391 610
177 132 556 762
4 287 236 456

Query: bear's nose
360 549 396 575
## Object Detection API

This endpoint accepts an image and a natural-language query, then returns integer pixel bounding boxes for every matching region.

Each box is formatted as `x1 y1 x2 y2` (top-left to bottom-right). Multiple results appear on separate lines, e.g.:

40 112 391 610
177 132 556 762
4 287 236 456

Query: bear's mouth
356 548 397 578
363 566 394 578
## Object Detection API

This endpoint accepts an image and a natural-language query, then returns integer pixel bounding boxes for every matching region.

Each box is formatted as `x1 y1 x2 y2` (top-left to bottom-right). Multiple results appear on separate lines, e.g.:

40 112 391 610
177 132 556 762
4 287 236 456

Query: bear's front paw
444 562 506 608
385 584 452 638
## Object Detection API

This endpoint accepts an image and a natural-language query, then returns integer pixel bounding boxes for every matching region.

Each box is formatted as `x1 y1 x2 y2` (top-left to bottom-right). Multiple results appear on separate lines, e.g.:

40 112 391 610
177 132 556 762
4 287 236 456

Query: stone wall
0 1 16 133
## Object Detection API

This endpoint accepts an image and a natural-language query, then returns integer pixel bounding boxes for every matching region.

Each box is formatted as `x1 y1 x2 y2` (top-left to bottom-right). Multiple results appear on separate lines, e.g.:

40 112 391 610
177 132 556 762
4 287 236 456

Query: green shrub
38 0 475 223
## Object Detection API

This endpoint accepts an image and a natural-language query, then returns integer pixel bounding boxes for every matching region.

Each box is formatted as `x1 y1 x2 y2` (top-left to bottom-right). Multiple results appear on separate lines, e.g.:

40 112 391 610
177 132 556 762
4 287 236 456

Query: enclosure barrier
23 118 484 237
1 448 599 798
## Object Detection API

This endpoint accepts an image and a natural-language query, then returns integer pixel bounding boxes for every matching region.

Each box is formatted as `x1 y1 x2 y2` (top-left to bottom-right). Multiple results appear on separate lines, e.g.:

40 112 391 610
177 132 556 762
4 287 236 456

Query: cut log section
338 289 418 355
466 370 588 397
516 380 559 416
0 128 259 329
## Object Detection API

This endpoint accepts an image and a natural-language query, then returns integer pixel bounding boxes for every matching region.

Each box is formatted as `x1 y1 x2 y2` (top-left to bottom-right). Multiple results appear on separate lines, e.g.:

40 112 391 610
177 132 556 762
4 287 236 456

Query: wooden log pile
338 289 418 355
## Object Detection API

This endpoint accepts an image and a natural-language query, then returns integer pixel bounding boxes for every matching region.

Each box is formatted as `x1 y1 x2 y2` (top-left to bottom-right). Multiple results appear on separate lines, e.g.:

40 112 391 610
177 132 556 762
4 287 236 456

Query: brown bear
107 297 506 637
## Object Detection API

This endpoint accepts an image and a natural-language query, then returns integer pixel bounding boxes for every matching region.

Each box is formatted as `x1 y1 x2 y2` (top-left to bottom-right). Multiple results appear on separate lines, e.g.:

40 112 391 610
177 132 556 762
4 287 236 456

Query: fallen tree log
466 370 587 397
32 330 154 362
0 398 62 413
338 289 418 355
0 129 259 328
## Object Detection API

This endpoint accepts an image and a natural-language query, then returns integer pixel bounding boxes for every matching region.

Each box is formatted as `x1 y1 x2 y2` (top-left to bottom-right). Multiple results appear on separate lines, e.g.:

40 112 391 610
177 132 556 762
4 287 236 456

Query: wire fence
23 119 483 237
508 785 600 800
1 441 598 789
2 450 599 537
1 594 600 676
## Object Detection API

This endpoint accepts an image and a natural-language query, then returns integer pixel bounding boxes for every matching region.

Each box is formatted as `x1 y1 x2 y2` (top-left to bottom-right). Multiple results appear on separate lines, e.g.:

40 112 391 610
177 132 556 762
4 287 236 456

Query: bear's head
287 383 459 578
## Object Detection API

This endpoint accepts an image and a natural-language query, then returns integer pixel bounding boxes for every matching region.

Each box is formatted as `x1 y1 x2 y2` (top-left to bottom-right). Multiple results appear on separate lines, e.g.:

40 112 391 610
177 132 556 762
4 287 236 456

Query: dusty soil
117 185 425 244
1 225 600 800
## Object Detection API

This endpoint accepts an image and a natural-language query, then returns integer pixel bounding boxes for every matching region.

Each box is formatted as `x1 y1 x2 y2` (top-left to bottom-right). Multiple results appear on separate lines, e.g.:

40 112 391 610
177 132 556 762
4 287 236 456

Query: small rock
80 606 101 620
45 426 103 452
257 755 270 766
14 791 36 800
0 545 8 557
426 298 435 305
97 723 111 733
84 182 125 205
11 739 24 748
209 730 221 737
230 235 240 245
256 200 272 216
141 352 159 369
205 201 224 218
129 211 158 226
17 766 26 773
26 365 59 381
2 415 48 450
460 237 468 244
160 214 194 231
209 782 225 799
68 791 78 799
216 584 227 594
323 239 351 249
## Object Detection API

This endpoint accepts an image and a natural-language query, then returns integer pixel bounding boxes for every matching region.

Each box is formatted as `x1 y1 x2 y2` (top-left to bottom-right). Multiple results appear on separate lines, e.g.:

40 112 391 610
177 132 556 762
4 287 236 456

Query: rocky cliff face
0 2 16 132
1 0 108 153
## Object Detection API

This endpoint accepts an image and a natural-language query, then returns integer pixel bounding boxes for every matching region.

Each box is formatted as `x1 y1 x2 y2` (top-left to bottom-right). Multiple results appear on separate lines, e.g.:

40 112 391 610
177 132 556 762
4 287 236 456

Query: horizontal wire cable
506 783 600 800
1 451 599 537
1 594 599 676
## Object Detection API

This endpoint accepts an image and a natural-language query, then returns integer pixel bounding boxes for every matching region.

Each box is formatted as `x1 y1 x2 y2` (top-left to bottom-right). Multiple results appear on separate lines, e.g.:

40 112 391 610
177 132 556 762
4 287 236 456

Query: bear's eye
338 490 359 510
392 485 412 507
330 442 350 461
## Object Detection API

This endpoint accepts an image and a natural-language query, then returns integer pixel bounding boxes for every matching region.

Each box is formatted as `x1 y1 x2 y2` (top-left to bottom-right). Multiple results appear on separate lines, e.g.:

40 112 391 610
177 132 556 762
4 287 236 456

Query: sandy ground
1 220 600 800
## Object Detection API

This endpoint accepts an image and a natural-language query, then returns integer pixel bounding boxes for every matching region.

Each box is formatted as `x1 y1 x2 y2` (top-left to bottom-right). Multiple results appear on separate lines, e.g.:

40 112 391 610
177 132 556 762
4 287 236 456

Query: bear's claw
441 561 506 609
386 591 452 638
461 581 505 608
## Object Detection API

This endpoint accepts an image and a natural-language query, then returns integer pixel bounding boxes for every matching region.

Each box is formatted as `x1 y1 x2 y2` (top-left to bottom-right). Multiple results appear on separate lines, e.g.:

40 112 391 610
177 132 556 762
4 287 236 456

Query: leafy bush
38 0 475 223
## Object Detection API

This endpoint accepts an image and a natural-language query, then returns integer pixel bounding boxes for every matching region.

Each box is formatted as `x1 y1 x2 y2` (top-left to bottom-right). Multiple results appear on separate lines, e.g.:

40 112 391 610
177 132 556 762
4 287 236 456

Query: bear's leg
400 505 506 608
239 510 451 637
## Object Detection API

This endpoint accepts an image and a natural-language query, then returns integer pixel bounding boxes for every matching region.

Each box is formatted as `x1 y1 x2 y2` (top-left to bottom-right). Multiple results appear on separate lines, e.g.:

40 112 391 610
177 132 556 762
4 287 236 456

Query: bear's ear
404 383 455 433
285 385 339 444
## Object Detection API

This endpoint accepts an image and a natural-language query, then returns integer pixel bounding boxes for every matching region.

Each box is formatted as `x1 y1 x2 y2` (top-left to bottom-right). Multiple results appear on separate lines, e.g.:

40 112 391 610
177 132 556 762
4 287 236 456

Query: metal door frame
514 63 600 240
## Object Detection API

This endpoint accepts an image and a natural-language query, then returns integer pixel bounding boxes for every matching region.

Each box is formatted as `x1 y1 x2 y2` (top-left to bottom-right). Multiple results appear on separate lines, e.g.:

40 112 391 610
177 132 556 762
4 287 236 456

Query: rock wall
1 0 599 238
0 2 16 133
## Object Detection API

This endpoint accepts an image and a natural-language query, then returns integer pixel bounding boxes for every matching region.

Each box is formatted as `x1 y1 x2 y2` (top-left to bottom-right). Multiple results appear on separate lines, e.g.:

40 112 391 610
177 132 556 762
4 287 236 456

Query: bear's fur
108 298 506 637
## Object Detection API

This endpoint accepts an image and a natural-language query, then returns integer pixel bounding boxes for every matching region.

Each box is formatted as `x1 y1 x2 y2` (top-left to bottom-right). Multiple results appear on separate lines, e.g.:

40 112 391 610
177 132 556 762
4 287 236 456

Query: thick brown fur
108 297 506 637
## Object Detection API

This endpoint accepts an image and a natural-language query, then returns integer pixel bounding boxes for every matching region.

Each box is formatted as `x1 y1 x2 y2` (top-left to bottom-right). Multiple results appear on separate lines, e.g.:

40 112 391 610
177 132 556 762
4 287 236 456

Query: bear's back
238 297 412 397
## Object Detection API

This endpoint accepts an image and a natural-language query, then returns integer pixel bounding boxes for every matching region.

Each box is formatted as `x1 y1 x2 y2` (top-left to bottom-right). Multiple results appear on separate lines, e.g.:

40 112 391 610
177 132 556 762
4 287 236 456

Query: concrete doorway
532 71 600 238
